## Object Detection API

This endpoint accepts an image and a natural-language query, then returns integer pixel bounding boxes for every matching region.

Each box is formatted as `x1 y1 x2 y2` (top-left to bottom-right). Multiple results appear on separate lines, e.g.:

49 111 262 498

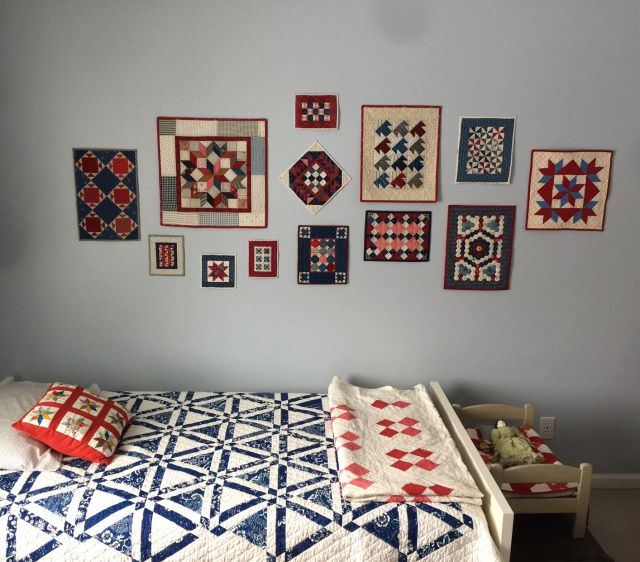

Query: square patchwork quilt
526 150 613 231
249 240 278 278
149 235 185 276
74 149 139 240
157 117 267 228
298 225 348 284
444 205 516 290
295 94 338 129
202 254 236 288
364 211 431 262
456 117 515 183
280 141 351 215
360 105 441 203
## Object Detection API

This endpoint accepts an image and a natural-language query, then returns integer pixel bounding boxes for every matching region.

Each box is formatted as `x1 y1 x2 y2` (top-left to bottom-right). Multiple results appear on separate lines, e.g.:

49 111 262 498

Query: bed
0 379 509 561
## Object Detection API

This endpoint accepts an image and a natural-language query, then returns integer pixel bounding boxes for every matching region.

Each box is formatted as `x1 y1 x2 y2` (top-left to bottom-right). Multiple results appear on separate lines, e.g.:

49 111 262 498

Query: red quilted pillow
12 382 131 465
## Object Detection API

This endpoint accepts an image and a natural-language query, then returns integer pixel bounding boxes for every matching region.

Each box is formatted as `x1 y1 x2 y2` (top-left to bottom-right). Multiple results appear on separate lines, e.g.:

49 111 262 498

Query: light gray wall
1 0 639 473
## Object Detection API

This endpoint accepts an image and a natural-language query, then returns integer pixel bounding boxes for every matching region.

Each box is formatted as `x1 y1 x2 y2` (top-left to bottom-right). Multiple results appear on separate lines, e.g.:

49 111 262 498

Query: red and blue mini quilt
149 235 184 276
364 210 431 262
74 148 139 240
249 240 278 278
295 94 338 129
298 225 348 284
202 254 236 288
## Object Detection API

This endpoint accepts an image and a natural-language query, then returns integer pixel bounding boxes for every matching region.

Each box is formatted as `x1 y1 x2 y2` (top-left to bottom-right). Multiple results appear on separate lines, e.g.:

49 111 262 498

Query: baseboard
592 473 640 489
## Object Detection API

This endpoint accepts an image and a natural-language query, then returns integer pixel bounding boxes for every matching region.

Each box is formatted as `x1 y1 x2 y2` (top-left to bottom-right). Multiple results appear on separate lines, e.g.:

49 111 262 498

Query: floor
588 490 640 562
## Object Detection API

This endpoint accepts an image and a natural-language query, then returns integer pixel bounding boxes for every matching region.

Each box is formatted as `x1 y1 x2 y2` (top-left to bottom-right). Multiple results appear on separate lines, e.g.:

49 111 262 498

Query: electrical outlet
539 416 555 439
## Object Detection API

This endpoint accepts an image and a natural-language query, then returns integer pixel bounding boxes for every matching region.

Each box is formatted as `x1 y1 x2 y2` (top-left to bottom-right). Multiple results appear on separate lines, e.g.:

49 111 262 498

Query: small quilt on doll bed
466 425 578 496
0 390 499 562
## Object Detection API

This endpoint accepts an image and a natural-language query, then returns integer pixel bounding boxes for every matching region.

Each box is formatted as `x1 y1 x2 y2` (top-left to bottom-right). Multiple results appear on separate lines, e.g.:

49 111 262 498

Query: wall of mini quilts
0 0 639 474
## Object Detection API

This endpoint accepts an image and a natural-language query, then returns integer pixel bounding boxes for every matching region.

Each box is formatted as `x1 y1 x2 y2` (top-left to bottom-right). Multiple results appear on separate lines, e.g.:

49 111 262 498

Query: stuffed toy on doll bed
491 420 543 466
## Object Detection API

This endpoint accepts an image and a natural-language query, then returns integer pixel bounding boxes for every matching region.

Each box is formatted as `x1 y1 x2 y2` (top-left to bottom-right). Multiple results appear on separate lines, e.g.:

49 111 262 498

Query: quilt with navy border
0 391 498 561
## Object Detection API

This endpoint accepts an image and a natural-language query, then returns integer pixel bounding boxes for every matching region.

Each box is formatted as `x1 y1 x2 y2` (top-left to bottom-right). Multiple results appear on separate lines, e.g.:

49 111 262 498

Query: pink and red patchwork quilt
328 377 483 505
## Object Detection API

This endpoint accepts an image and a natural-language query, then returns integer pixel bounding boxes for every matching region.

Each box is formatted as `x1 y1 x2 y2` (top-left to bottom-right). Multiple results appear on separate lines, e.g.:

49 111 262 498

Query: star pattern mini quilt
455 117 515 183
74 148 139 240
364 211 431 262
202 254 236 288
157 117 267 228
295 94 338 129
297 225 349 284
444 205 516 290
360 105 441 203
526 150 613 231
0 390 499 562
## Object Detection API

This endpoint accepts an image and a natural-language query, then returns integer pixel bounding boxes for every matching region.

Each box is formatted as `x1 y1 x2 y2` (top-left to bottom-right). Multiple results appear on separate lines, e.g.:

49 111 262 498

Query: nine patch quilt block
249 240 279 278
74 148 139 240
364 211 431 262
202 254 236 288
298 225 349 284
295 94 339 129
148 235 185 276
456 117 515 183
526 150 613 231
444 205 516 290
280 141 351 215
360 105 441 203
157 117 267 228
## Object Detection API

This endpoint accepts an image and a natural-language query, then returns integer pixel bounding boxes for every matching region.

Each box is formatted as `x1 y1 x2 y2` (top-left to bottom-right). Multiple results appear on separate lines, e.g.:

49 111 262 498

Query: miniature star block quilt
295 94 338 129
149 235 185 276
444 205 516 290
364 211 431 262
74 148 139 240
526 150 613 231
157 117 267 228
249 240 278 277
298 225 348 284
456 117 515 183
280 141 351 215
360 105 441 203
202 254 236 288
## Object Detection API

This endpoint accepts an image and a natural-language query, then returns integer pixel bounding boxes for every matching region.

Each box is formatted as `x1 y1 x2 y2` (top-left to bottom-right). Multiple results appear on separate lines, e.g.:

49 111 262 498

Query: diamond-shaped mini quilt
202 254 236 288
444 205 516 290
298 225 349 284
526 150 613 231
455 117 515 183
280 141 351 215
157 117 267 228
364 211 431 262
249 240 278 278
360 105 441 203
295 94 338 129
74 149 139 240
149 235 184 276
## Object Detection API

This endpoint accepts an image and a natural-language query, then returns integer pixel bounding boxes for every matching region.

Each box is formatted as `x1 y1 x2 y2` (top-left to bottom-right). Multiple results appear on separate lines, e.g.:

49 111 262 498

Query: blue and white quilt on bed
0 391 498 561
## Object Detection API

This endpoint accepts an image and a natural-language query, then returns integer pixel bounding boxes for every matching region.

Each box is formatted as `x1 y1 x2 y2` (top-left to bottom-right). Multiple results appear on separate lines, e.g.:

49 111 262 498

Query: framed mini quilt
455 117 515 183
280 141 351 215
149 235 184 276
444 205 516 290
157 117 267 228
364 210 431 262
74 148 139 240
202 254 236 288
298 225 348 285
295 94 338 129
360 105 441 203
249 240 278 278
526 149 613 231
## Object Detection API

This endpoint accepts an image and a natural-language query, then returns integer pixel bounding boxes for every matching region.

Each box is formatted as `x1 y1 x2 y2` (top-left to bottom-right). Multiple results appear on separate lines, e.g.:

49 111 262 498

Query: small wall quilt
202 254 236 288
360 105 441 203
280 141 351 215
455 117 515 183
74 148 139 240
249 240 278 278
526 150 613 231
157 117 267 228
149 235 184 276
444 205 516 290
295 94 338 129
298 225 349 284
364 211 431 262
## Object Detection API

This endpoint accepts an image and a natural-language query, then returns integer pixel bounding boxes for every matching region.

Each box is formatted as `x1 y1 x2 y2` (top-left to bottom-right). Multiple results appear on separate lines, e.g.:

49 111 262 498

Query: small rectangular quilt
328 378 483 505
